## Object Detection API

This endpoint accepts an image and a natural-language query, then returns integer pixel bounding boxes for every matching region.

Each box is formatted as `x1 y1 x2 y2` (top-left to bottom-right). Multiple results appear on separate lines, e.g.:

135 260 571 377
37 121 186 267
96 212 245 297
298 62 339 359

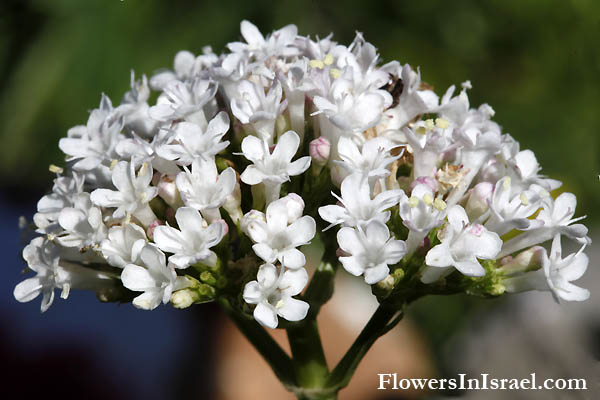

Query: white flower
58 94 122 182
244 196 316 269
318 173 402 229
121 244 188 310
337 220 406 284
153 207 226 269
156 111 230 165
398 184 448 256
100 223 147 268
423 205 502 283
56 193 107 248
14 237 113 312
503 235 590 302
228 20 300 59
149 79 217 126
403 119 452 178
243 263 309 329
175 158 236 221
483 177 544 235
150 50 201 89
313 77 390 133
498 192 590 258
33 173 84 235
117 72 157 137
90 161 158 226
231 80 286 143
336 136 399 180
239 130 310 204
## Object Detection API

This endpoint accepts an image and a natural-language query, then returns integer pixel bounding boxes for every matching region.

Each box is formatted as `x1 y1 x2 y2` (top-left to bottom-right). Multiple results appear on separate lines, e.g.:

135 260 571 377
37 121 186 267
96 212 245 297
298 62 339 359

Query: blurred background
1 0 599 398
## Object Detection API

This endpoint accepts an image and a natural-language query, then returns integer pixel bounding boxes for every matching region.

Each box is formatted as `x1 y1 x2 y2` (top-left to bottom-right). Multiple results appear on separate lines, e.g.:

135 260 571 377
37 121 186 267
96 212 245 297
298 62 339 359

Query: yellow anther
330 68 341 79
309 59 324 69
408 196 420 208
110 159 119 170
435 118 450 129
139 162 149 177
323 54 334 65
49 164 64 174
433 198 447 211
503 177 511 191
540 189 550 198
520 193 529 206
424 119 435 130
415 126 427 135
423 193 434 206
275 300 285 309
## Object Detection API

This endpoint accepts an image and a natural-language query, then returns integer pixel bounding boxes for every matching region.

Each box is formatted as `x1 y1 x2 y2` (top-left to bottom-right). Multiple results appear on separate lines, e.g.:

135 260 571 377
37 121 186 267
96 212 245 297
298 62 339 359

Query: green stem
286 318 329 389
218 297 296 388
325 304 404 390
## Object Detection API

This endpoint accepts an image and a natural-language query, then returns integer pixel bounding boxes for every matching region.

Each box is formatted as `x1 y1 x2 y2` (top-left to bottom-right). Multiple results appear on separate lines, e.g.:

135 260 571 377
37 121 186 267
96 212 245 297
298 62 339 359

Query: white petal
287 156 311 176
337 227 362 254
254 302 278 329
243 281 263 304
153 226 187 254
454 259 486 277
278 298 309 322
339 256 365 277
425 243 453 267
241 20 265 46
287 216 316 246
121 264 156 291
241 135 266 161
132 290 163 310
279 248 306 269
364 263 389 285
279 268 308 296
561 253 589 282
14 277 43 303
272 131 300 162
241 166 266 185
447 205 469 232
256 263 278 288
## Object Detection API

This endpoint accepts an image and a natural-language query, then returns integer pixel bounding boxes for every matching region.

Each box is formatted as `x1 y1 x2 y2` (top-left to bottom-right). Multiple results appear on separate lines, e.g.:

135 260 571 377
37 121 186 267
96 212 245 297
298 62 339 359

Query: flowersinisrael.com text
378 373 587 391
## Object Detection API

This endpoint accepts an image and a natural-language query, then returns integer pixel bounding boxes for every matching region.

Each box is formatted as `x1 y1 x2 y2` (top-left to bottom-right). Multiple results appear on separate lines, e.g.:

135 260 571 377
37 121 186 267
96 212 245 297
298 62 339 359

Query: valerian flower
153 207 226 269
175 158 236 222
100 223 147 268
121 244 189 310
244 195 316 269
319 173 402 229
243 263 309 329
156 111 230 165
90 161 158 226
239 130 311 204
337 220 406 284
423 205 502 283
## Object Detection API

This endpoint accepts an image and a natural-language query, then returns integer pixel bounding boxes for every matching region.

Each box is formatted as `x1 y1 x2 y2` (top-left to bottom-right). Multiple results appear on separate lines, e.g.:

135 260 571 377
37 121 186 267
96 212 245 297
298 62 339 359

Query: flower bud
309 136 330 166
157 174 182 208
465 182 493 220
223 180 243 223
498 246 545 275
146 219 164 240
241 210 266 238
279 193 305 223
410 176 438 192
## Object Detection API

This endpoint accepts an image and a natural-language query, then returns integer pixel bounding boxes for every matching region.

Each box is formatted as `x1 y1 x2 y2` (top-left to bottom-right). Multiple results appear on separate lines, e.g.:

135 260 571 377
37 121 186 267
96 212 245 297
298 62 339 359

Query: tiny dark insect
384 74 404 108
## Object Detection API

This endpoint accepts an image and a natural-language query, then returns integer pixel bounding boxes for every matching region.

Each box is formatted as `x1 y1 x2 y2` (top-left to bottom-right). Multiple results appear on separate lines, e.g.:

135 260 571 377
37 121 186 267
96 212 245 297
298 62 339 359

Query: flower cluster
15 21 591 328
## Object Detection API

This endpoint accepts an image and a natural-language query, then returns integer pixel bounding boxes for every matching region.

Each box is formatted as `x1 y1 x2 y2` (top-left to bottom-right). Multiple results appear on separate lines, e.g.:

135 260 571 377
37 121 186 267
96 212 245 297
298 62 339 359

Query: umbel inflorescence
16 21 591 331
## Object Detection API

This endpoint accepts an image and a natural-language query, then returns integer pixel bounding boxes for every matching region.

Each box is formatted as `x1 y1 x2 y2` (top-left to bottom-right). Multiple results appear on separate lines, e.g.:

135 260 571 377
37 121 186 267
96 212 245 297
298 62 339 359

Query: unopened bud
157 175 182 208
146 220 164 240
279 193 305 223
465 182 493 220
241 210 266 237
223 180 243 223
309 136 330 166
498 246 545 275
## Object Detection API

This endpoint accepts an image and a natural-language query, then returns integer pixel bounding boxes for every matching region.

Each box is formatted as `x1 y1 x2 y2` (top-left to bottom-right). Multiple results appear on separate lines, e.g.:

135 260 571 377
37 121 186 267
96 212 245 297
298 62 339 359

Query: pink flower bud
157 174 181 207
146 219 165 240
309 136 330 166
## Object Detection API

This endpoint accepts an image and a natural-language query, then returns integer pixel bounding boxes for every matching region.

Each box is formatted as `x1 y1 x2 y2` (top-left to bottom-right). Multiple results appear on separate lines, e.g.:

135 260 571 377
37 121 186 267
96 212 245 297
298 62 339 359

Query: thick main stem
287 319 329 389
